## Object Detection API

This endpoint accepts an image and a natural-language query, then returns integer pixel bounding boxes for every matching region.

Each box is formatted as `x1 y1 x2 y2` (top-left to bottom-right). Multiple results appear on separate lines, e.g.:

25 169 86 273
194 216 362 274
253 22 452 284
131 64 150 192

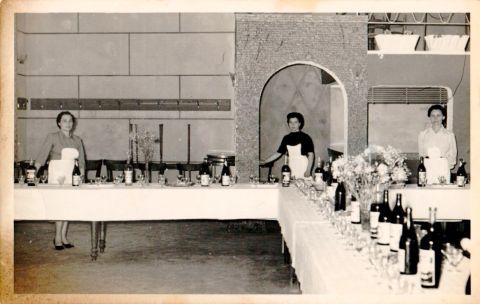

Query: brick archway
234 13 368 181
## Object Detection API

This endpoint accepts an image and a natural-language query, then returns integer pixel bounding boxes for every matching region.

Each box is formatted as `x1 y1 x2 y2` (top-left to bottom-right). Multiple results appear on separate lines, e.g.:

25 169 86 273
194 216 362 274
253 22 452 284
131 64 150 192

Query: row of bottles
417 156 468 187
24 158 82 186
370 190 443 288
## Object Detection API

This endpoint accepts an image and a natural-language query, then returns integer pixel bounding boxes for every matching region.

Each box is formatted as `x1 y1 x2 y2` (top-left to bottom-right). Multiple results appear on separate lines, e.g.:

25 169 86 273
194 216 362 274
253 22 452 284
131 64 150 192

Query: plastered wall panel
24 34 129 75
79 13 179 33
180 76 233 99
16 13 78 33
130 33 234 75
25 76 78 98
79 76 179 99
180 13 235 32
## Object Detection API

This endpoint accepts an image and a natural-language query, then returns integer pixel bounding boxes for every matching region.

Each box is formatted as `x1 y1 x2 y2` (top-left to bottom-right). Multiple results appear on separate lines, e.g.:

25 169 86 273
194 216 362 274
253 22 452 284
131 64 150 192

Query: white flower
377 163 389 176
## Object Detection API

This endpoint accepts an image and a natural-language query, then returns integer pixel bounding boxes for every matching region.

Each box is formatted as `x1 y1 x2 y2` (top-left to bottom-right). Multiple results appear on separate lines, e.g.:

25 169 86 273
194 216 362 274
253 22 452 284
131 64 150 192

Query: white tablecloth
294 223 470 294
388 185 470 221
14 184 279 221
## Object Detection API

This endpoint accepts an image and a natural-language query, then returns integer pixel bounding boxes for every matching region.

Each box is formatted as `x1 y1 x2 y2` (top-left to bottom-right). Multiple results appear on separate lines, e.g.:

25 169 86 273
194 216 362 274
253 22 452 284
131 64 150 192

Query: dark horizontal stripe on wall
24 98 231 111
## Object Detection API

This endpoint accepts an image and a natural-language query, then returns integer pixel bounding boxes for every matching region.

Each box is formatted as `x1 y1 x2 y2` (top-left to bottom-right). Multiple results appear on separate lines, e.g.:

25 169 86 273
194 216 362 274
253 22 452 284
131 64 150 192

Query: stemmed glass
442 243 464 271
40 174 48 184
249 174 254 184
137 174 145 185
18 174 25 185
101 175 108 184
158 174 166 186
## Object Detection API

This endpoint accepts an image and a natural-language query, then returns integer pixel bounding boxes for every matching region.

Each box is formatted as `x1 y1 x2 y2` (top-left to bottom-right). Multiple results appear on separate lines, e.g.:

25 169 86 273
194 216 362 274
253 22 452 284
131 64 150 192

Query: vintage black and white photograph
7 7 473 299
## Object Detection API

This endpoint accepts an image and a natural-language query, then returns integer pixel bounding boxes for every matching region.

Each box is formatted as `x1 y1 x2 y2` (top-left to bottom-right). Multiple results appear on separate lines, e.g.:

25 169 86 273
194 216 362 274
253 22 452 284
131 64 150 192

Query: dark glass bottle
281 156 291 187
389 193 405 252
420 207 441 289
314 157 323 184
72 159 81 186
124 156 134 186
334 182 346 211
399 207 419 274
417 157 427 187
221 159 230 186
456 158 467 187
26 159 37 186
369 200 381 239
377 190 391 246
200 158 210 187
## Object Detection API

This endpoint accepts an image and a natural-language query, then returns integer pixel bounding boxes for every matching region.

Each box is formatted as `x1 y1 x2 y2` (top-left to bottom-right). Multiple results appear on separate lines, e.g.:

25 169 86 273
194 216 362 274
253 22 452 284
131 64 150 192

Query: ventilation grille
368 86 449 104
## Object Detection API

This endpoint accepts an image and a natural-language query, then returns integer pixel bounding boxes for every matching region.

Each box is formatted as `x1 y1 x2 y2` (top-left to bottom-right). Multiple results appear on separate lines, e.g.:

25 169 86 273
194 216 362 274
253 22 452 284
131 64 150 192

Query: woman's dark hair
56 111 76 129
287 112 305 129
427 105 446 117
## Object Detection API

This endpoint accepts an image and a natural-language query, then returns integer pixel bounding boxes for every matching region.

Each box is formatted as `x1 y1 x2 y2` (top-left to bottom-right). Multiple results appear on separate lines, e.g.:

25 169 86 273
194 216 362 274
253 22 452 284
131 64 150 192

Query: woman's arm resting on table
260 152 282 166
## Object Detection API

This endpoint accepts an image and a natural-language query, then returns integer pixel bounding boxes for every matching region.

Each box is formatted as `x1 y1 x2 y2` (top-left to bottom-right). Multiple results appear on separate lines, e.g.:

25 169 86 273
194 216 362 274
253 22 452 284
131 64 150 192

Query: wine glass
101 175 108 184
158 174 166 186
18 174 25 185
40 174 48 184
249 174 254 184
442 243 464 271
253 176 259 185
95 176 102 185
196 174 201 185
138 174 145 185
229 175 236 185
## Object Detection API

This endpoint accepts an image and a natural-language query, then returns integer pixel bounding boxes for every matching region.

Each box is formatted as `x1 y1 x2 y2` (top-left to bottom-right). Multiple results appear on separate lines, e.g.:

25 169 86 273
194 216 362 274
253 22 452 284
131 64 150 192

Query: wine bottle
200 158 210 187
221 159 230 186
417 156 427 187
370 199 381 239
399 207 419 274
456 158 467 187
420 207 441 288
72 159 81 186
323 161 333 186
377 190 391 246
334 182 346 211
26 159 37 186
281 156 291 187
124 156 133 186
389 193 405 252
314 157 323 183
350 195 360 224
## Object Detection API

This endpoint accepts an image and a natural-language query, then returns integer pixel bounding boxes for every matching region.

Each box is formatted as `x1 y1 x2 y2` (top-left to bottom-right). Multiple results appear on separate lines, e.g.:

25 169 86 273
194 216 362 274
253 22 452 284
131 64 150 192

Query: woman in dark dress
261 112 314 178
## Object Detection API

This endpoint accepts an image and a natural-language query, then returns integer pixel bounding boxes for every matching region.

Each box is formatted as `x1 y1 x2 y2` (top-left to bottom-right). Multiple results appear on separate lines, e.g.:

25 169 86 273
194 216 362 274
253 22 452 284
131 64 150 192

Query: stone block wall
15 13 235 165
235 13 368 181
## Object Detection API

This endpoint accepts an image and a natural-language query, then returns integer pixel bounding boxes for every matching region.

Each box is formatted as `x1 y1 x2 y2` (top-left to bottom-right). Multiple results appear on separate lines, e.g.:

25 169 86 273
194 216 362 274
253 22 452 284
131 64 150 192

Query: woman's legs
54 221 63 245
61 221 71 244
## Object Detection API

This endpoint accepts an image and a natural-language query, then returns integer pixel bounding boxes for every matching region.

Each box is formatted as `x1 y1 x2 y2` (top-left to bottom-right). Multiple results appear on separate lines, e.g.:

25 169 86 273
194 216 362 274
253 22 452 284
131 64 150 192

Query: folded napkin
48 148 79 185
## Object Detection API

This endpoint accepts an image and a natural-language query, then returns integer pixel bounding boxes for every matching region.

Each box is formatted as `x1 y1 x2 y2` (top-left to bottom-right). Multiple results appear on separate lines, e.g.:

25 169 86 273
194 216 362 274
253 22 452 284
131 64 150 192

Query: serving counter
14 183 471 294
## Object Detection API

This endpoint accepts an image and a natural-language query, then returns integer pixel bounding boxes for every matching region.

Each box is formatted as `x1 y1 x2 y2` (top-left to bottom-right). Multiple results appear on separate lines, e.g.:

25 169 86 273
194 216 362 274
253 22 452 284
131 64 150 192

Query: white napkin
48 148 79 185
61 147 79 160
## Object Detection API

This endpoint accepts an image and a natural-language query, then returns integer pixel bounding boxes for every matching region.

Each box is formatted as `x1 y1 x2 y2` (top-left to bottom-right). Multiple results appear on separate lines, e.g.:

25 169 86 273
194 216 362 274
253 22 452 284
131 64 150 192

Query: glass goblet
249 174 254 184
95 176 102 185
40 174 48 184
18 174 25 185
443 243 464 271
101 175 108 184
138 174 145 185
158 174 166 186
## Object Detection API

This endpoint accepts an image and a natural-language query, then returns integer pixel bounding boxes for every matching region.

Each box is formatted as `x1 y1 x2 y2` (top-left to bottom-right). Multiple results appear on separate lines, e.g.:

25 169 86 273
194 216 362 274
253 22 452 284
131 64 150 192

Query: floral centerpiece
130 128 158 184
331 145 410 229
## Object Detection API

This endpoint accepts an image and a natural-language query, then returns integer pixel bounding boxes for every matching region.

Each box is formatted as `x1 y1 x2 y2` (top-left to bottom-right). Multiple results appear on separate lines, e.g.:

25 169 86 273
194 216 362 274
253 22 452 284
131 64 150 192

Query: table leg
99 221 106 253
91 221 99 261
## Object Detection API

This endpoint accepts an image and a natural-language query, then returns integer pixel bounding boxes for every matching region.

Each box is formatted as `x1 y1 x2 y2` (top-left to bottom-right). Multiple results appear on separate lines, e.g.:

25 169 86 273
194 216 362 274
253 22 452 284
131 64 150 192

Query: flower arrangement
332 145 410 211
130 128 158 164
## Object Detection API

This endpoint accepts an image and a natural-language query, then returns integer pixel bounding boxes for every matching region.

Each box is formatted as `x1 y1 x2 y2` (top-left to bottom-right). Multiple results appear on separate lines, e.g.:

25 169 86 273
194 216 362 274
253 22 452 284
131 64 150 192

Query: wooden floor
14 220 301 294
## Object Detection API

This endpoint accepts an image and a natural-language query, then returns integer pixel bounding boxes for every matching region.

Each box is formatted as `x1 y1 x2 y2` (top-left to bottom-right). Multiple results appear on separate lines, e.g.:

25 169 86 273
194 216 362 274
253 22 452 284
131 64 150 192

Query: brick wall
235 13 368 181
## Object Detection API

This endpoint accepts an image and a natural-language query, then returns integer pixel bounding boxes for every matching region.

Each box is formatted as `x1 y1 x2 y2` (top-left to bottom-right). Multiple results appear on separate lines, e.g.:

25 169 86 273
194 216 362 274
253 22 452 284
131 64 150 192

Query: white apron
287 144 308 179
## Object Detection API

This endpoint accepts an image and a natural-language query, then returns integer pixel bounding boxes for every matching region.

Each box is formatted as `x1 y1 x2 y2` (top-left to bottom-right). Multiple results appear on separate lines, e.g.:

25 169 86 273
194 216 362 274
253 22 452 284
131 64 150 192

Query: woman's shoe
53 239 64 250
62 242 74 249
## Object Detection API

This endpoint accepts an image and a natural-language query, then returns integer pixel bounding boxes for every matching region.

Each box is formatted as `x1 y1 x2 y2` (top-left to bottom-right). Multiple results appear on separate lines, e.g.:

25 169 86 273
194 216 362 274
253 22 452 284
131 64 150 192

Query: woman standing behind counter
418 105 457 169
261 112 314 179
35 111 86 250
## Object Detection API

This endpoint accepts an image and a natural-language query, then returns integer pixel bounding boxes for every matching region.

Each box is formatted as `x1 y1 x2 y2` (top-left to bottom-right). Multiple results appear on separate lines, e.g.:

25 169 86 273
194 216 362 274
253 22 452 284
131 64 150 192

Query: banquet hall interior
12 12 471 295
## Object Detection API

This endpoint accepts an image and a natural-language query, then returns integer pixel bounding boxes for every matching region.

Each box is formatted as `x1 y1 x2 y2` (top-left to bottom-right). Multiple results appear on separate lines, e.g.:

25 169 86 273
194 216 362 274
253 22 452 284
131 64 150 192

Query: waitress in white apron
35 111 86 250
261 112 315 179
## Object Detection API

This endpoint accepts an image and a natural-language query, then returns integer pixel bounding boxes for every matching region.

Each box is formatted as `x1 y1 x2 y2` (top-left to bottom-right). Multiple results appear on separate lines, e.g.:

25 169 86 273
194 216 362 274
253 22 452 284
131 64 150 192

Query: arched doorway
259 62 347 178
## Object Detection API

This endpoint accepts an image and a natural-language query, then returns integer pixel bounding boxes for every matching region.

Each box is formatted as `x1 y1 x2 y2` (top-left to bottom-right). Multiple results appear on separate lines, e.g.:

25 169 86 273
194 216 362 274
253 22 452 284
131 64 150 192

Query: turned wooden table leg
99 221 106 253
91 221 99 261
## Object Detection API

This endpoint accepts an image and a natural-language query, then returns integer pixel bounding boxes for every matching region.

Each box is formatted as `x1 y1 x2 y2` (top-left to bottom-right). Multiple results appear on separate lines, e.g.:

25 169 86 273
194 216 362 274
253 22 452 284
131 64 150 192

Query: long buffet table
14 183 471 294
